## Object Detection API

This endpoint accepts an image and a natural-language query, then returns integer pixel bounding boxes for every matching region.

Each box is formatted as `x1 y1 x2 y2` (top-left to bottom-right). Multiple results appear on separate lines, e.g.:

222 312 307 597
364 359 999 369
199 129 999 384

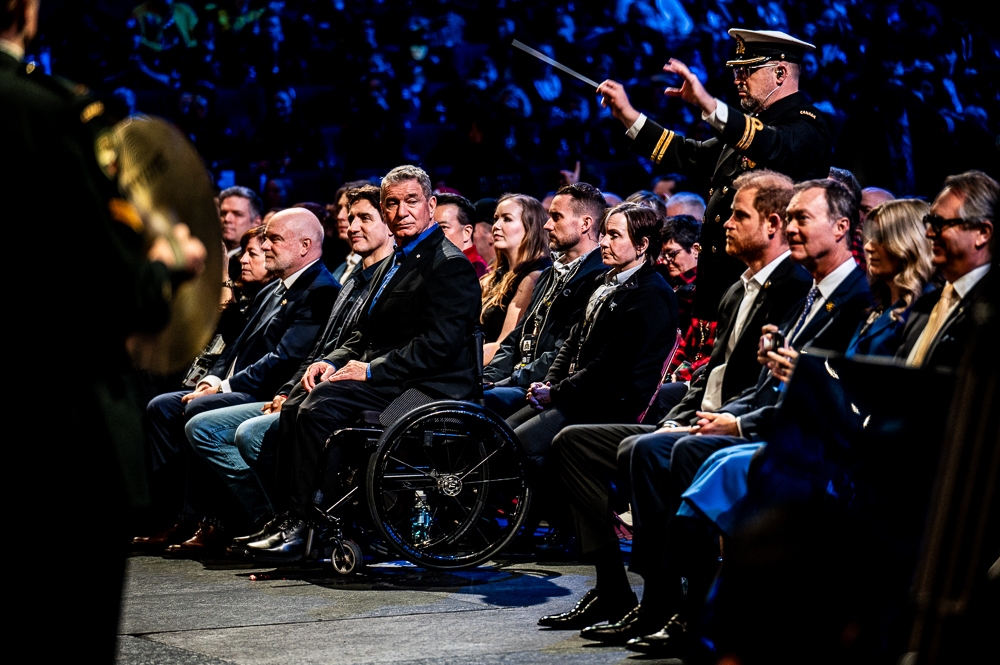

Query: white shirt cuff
701 98 727 132
219 379 232 393
735 415 744 438
626 113 647 139
199 375 222 390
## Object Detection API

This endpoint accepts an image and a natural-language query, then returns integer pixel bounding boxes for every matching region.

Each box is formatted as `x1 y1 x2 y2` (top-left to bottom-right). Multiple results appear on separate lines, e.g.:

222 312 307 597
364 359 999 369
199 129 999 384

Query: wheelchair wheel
330 539 364 575
366 401 531 570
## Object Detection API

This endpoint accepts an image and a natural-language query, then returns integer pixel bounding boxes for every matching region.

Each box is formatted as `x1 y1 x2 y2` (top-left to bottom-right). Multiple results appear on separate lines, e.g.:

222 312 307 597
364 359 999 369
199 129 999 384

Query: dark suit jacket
665 255 812 426
485 249 607 387
632 92 831 319
721 263 873 439
277 256 389 396
210 260 339 398
326 226 482 400
895 270 991 369
545 262 679 421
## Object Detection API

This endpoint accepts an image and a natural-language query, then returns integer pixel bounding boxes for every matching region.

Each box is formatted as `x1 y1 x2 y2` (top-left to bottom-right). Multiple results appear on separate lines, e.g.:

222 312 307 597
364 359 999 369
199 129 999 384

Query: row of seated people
536 168 996 662
132 163 994 662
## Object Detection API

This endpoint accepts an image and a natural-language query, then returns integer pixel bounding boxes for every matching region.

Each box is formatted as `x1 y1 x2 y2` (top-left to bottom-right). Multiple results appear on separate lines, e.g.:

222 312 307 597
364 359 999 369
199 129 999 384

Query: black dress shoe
246 518 311 564
580 603 662 644
625 614 690 656
538 588 610 629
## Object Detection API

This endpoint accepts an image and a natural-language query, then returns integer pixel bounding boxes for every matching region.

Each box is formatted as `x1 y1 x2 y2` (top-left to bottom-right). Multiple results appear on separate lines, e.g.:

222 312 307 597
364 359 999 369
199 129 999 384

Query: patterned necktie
788 286 820 346
907 283 956 367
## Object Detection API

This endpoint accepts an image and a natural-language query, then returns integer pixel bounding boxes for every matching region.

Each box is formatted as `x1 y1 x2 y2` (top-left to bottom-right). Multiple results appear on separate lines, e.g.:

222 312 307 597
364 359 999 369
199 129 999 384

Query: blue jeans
184 402 278 525
484 386 528 418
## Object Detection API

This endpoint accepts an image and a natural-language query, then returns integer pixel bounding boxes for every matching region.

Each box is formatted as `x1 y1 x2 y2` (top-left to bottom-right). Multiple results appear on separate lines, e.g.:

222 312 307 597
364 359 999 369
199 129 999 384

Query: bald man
138 208 340 547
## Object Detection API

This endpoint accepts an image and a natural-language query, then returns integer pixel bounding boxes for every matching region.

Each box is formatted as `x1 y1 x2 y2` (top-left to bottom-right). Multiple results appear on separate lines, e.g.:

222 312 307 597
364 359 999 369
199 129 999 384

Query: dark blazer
895 270 991 369
210 260 339 398
485 248 607 387
278 256 389 396
665 255 812 426
545 262 679 421
326 226 482 400
632 92 831 319
721 263 873 439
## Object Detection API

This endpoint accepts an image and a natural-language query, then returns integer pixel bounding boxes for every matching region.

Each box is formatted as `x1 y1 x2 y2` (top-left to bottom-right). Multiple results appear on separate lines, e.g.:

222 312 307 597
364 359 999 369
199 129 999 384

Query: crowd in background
29 0 998 201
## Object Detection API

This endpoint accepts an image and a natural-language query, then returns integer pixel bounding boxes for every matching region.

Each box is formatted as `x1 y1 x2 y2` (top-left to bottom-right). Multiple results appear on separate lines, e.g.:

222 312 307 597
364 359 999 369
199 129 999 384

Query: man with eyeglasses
597 29 831 324
897 170 996 368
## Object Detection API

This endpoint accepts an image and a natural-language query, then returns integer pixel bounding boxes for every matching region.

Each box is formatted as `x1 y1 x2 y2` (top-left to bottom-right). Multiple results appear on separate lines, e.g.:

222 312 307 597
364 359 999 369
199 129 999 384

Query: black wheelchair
295 334 533 574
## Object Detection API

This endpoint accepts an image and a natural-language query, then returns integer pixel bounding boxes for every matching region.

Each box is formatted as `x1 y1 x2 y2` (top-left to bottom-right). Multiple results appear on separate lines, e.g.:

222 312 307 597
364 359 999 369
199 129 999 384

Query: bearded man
598 29 831 321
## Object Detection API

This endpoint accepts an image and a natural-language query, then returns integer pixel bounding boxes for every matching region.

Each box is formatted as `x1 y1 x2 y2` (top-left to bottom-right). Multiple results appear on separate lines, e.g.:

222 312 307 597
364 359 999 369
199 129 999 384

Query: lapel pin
825 302 834 311
764 280 771 289
281 299 288 306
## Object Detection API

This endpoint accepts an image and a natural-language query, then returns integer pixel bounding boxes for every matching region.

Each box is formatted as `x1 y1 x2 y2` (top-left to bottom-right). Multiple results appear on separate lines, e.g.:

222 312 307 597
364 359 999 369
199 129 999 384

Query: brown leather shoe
132 521 196 551
165 522 230 557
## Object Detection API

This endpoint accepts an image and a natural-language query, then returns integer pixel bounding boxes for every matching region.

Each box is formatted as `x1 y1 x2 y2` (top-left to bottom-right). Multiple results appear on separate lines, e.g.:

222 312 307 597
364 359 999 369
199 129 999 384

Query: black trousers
551 423 655 555
276 380 397 517
629 432 746 576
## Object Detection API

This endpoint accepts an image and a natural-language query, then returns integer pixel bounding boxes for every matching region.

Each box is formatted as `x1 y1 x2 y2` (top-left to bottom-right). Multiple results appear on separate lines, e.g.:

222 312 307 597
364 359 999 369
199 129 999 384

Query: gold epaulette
651 128 675 164
735 115 764 150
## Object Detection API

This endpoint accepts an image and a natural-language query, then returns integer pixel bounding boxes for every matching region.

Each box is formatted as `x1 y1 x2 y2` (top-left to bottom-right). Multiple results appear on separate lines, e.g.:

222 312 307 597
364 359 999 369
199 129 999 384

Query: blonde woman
480 193 552 363
846 198 935 357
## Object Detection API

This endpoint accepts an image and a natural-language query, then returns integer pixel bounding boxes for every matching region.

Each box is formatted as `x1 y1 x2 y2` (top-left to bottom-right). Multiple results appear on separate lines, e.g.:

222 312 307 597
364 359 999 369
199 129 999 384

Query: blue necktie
788 286 820 345
368 250 405 315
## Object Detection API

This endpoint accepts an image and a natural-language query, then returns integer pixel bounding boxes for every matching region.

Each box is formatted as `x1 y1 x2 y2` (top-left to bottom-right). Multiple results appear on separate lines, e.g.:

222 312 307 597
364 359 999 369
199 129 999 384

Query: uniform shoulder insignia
799 109 817 119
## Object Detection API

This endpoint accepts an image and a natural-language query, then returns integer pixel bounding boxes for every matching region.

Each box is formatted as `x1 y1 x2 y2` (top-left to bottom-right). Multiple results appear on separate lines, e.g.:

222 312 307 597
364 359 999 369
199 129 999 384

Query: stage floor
116 552 683 664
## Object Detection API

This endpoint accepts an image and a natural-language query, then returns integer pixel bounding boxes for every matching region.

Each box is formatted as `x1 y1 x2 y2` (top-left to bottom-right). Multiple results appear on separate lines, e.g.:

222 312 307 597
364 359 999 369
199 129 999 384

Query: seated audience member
625 190 667 219
435 192 489 277
481 194 552 363
897 170 995 369
847 199 934 356
177 185 395 554
507 202 678 471
186 226 274 386
543 169 810 635
219 185 264 283
656 214 701 331
652 173 689 201
134 208 339 549
473 197 497 267
828 166 865 270
608 179 872 652
664 191 706 220
242 165 482 564
482 183 607 417
328 179 370 277
859 186 895 225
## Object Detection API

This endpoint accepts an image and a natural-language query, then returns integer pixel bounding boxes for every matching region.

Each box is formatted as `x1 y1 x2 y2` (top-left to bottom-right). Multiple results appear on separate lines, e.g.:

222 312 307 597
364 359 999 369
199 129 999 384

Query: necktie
788 286 820 345
907 283 956 367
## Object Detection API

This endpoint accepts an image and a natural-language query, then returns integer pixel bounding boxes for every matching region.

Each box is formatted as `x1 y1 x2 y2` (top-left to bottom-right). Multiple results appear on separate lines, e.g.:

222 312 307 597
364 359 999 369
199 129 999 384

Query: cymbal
107 116 222 374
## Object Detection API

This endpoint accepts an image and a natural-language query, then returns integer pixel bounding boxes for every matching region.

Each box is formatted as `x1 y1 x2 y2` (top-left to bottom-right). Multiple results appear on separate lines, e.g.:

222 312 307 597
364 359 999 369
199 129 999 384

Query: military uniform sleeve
715 101 829 176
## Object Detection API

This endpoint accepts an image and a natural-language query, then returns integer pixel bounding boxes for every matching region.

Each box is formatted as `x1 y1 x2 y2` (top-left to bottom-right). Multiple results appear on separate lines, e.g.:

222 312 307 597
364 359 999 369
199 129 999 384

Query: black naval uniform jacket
631 92 831 320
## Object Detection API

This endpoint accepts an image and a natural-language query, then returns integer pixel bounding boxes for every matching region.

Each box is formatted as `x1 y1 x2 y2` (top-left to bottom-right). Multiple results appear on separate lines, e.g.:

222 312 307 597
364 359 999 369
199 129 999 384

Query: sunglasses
922 214 975 234
731 62 778 80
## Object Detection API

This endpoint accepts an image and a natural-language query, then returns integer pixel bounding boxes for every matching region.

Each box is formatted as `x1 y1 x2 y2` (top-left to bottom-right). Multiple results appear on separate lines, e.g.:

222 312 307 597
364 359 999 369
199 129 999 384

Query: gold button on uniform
714 215 721 222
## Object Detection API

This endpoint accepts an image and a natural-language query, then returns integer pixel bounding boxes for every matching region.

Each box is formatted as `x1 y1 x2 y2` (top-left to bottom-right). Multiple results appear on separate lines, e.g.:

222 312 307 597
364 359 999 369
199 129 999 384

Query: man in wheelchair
240 165 483 563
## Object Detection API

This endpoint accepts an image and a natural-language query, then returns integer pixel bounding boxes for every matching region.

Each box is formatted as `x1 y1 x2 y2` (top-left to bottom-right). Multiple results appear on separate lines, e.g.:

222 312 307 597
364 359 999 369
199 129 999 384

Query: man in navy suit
897 170 995 369
137 208 338 546
245 165 482 563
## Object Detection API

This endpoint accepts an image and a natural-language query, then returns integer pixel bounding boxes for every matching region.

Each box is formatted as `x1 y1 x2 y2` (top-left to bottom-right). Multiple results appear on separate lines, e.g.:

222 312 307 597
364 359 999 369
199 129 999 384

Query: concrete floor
116 552 684 665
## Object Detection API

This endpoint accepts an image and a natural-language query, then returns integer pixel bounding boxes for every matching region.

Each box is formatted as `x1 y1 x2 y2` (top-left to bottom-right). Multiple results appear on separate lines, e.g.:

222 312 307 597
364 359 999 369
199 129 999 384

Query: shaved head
261 208 325 278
